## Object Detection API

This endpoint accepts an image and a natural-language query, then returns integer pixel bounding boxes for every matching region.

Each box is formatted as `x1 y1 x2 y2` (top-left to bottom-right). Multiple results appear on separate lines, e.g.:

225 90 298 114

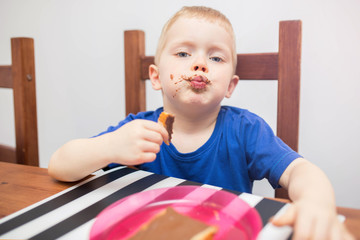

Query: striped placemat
0 166 292 239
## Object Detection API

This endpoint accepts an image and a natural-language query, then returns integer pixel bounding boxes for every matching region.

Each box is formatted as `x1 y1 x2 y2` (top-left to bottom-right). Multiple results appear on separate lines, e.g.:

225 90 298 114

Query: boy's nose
191 57 209 73
191 64 208 73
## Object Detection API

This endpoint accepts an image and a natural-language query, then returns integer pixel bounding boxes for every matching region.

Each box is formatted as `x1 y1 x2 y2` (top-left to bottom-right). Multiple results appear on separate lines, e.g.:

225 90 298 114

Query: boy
49 6 353 239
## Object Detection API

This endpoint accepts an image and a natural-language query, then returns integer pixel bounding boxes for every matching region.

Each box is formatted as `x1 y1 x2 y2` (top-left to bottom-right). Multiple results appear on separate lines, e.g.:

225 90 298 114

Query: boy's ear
225 75 239 98
149 64 162 90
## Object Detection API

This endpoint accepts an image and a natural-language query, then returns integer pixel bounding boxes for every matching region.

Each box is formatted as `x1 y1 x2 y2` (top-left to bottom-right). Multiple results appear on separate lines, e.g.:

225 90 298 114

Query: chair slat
275 20 302 199
0 144 16 163
277 20 302 152
140 53 279 81
124 30 146 115
141 56 155 80
236 53 278 80
11 38 39 166
0 66 13 88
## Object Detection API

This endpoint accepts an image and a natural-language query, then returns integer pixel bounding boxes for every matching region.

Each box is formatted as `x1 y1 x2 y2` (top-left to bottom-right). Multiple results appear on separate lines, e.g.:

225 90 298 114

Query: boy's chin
166 89 219 107
181 98 215 109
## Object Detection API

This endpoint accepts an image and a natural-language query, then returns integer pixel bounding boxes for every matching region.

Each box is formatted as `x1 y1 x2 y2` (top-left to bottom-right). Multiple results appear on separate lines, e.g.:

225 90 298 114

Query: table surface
0 161 359 239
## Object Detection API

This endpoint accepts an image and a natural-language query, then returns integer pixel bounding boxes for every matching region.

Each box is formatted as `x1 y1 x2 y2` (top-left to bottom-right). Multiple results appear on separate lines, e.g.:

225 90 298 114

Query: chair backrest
0 38 39 166
124 20 302 199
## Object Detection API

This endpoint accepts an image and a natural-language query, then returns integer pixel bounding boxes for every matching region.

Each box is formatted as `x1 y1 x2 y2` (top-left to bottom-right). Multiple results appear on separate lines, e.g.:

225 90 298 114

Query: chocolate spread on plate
128 207 217 240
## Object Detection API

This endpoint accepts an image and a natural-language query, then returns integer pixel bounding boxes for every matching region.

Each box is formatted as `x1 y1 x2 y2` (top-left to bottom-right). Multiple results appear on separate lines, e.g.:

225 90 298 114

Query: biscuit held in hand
158 112 175 145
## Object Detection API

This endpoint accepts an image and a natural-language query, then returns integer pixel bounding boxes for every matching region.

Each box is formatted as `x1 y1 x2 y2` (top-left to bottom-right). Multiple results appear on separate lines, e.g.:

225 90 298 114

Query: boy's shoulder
220 106 263 122
126 107 164 121
219 106 272 134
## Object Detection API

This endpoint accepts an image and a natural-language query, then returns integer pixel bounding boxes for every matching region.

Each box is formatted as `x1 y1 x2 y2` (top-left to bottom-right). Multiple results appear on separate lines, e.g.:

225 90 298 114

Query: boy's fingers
143 120 169 144
271 205 296 227
142 128 165 145
140 141 161 154
156 123 170 144
138 152 157 163
160 126 170 144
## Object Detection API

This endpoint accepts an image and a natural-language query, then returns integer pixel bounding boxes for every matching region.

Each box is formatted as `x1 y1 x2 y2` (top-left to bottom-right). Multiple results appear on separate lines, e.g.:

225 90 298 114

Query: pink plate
90 186 262 240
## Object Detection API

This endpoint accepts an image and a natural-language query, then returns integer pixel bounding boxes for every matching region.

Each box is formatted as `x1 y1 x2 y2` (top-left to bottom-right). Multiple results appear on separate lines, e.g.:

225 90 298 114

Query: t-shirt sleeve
92 114 136 138
240 113 302 189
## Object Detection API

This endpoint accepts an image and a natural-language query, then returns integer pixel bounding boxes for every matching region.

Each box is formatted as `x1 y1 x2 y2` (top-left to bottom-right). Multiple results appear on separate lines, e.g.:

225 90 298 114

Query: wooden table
1 161 359 238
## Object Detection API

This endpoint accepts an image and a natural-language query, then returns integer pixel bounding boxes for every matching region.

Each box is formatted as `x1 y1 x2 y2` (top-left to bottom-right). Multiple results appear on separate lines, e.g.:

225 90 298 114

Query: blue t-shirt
97 106 301 193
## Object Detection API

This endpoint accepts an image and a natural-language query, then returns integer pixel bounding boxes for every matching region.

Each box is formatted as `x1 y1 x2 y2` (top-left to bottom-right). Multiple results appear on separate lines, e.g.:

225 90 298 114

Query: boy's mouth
182 75 211 90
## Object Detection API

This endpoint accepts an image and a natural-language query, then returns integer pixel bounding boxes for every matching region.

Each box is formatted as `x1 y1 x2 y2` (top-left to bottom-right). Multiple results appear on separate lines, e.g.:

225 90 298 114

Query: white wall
1 0 359 209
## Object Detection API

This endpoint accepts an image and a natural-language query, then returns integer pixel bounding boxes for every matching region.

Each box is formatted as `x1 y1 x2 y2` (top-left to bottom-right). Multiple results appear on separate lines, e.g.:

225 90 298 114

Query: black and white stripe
0 166 292 239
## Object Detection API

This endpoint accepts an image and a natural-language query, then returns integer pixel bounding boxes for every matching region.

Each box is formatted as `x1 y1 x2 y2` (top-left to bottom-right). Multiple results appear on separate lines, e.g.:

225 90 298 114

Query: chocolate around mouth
181 75 211 90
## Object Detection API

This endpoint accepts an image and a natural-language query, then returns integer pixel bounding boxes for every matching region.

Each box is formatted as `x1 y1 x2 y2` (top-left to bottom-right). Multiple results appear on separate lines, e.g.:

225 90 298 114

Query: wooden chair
0 38 39 166
124 20 301 199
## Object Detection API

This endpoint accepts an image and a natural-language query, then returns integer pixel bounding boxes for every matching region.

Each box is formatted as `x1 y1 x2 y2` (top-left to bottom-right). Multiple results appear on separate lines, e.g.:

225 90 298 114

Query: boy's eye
176 52 190 58
210 56 223 62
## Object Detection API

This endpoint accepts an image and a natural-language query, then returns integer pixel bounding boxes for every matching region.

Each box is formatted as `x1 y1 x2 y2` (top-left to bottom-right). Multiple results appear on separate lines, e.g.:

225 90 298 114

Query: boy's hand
104 119 169 166
271 200 355 240
276 158 355 240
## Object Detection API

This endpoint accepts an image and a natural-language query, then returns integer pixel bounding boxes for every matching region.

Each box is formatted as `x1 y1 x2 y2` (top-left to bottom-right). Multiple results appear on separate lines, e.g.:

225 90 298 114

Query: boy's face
150 17 239 112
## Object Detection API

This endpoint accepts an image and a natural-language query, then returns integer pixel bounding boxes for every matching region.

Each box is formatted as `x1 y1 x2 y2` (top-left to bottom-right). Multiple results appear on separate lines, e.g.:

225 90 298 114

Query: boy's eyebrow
167 39 196 48
168 40 232 53
209 45 231 54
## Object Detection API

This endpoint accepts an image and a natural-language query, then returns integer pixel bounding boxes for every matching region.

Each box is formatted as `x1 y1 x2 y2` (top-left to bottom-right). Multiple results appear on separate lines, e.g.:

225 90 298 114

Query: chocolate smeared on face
172 74 185 98
181 74 211 91
171 74 211 97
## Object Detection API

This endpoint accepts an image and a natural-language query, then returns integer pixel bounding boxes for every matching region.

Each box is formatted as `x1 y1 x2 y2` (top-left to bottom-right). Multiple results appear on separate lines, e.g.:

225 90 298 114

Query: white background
1 0 359 208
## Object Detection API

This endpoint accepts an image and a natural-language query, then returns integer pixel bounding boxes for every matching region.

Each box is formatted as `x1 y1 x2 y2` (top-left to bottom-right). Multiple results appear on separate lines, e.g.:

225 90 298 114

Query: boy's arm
48 119 168 182
48 137 112 182
274 158 354 239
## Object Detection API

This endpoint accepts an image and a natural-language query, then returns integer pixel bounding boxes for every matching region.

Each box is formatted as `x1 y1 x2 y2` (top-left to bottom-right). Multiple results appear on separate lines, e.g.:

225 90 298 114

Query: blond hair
154 6 237 68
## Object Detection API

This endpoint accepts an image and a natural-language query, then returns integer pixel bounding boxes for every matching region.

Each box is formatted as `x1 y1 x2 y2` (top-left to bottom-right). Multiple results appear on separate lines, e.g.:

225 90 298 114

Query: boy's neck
164 105 220 133
163 105 220 153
